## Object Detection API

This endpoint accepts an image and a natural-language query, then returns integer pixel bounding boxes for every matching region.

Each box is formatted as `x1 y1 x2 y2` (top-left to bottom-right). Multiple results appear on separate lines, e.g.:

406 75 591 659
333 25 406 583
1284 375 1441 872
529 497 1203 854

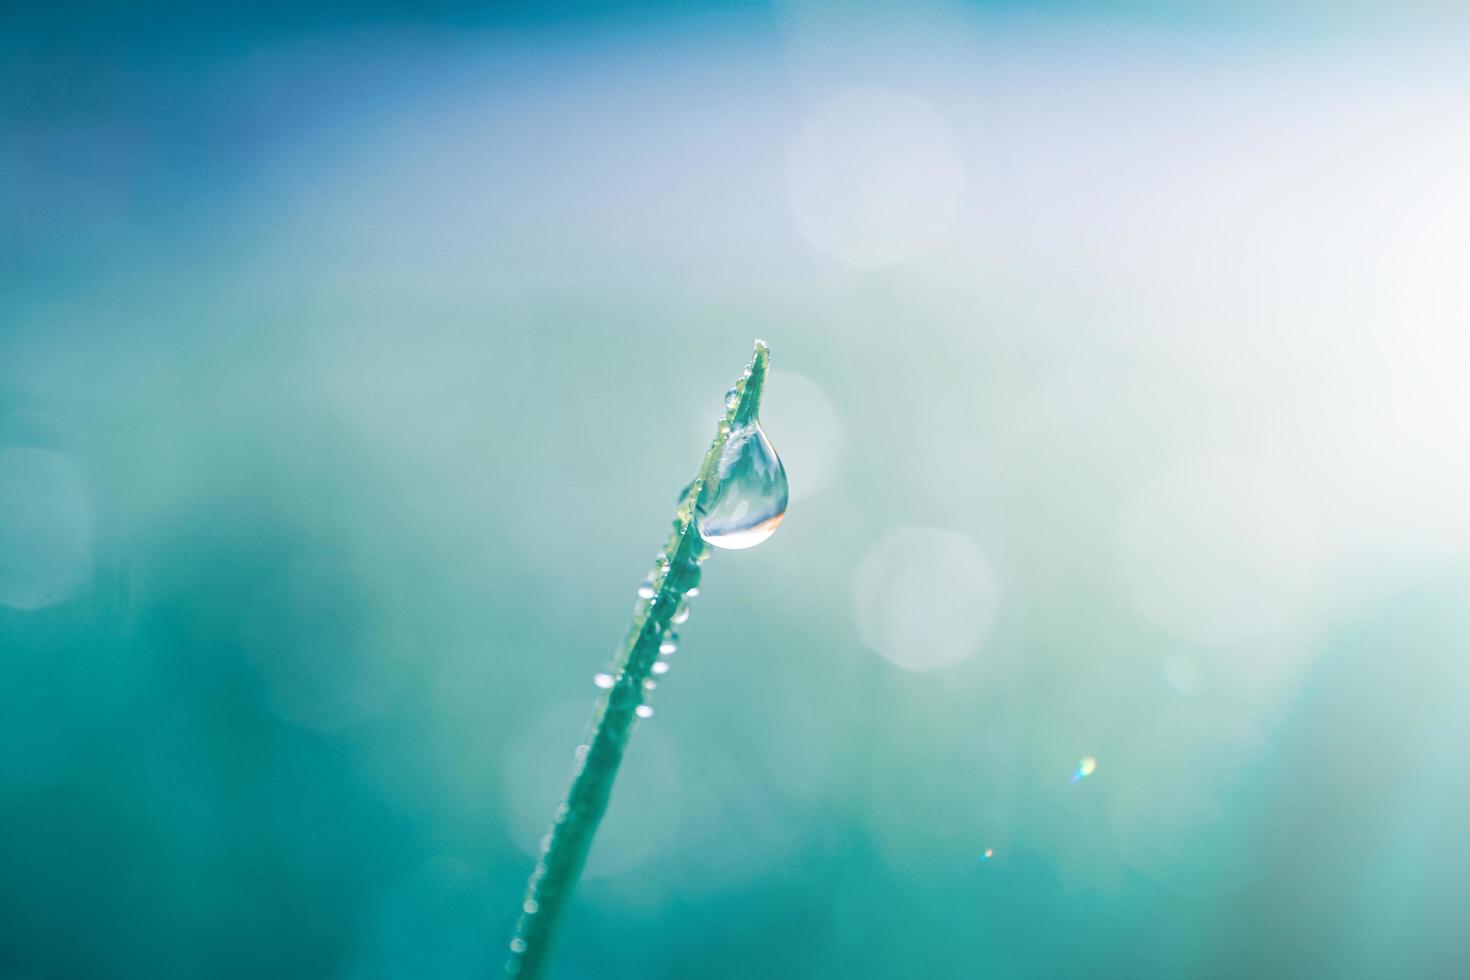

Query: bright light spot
1119 454 1319 646
758 370 846 504
785 87 965 269
980 847 995 861
504 701 678 879
635 705 655 719
593 672 615 689
0 447 94 610
853 526 999 672
1071 756 1098 783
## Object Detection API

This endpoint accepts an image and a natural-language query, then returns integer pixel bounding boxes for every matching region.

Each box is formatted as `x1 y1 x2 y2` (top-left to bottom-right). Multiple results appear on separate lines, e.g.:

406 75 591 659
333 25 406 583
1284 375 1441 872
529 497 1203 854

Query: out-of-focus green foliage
6 5 1470 979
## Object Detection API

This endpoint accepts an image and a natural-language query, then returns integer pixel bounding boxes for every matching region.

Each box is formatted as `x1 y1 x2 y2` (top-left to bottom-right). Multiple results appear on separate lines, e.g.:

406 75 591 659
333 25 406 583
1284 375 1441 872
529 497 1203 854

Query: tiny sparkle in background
1071 756 1098 784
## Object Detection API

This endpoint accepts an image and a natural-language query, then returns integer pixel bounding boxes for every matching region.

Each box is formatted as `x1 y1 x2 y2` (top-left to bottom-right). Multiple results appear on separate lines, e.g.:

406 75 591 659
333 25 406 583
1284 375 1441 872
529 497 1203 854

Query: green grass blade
504 341 773 978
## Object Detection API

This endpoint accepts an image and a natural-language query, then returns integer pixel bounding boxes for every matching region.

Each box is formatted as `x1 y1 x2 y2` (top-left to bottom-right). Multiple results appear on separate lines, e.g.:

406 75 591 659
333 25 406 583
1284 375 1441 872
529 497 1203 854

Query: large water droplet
696 422 788 550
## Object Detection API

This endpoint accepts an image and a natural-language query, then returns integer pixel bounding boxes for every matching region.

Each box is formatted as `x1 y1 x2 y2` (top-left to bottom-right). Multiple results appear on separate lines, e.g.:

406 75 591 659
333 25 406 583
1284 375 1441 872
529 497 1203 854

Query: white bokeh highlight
1119 454 1319 646
853 526 999 671
785 87 965 269
0 447 95 610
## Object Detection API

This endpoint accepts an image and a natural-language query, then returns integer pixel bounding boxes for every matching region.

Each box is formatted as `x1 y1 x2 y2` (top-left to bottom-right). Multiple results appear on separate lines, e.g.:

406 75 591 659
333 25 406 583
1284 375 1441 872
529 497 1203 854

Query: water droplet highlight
509 938 527 954
659 636 678 655
652 661 670 675
672 602 690 625
522 899 539 915
697 421 789 550
1071 756 1098 783
635 705 655 719
593 673 615 689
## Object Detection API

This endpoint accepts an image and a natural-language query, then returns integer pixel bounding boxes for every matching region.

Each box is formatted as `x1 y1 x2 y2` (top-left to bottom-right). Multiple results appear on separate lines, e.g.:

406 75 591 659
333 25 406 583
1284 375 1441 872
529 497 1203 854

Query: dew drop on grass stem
696 421 789 550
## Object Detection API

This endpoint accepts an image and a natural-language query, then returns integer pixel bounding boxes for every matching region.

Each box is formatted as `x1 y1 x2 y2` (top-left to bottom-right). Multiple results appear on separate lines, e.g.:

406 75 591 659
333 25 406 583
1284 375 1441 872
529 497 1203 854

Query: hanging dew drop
696 421 788 550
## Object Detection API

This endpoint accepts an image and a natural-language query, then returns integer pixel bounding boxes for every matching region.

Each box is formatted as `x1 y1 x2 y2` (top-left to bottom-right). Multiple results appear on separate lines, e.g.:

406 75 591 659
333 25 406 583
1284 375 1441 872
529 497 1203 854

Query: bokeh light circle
785 87 965 269
853 526 999 671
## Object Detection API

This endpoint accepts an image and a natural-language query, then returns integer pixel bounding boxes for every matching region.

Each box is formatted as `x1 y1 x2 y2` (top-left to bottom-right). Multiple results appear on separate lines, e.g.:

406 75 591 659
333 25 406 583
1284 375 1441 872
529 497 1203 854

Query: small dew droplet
635 705 654 719
643 678 658 691
509 938 527 954
652 661 670 675
672 603 690 625
659 637 678 655
593 673 614 689
686 587 700 598
523 899 539 915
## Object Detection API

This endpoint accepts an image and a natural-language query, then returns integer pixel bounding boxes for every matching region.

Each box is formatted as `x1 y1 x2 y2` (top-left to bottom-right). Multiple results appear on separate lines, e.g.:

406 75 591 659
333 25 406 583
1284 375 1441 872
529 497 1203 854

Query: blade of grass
504 341 773 978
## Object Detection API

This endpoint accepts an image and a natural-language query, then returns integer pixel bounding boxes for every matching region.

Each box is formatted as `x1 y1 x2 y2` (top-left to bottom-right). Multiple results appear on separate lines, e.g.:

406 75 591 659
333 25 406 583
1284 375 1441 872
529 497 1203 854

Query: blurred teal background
5 2 1470 977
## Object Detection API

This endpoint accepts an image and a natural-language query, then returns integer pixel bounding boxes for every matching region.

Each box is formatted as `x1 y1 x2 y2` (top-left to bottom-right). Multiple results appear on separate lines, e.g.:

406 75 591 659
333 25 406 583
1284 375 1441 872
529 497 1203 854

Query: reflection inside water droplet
697 422 788 550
